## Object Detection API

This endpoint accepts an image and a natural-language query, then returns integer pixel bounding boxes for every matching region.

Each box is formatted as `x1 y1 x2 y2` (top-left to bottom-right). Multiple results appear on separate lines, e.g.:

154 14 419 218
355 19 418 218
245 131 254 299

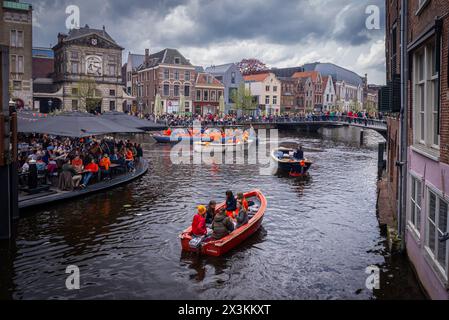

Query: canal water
0 127 425 300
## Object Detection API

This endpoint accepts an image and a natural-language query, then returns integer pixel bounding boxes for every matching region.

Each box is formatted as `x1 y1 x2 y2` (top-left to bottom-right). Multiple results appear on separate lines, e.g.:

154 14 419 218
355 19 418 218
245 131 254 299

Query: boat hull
153 135 212 144
180 190 267 257
271 148 313 176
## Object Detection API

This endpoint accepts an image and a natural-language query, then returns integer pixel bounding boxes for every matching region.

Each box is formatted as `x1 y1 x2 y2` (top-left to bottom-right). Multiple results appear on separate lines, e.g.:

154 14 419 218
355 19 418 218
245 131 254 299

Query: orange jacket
100 157 111 170
85 163 99 173
126 150 134 161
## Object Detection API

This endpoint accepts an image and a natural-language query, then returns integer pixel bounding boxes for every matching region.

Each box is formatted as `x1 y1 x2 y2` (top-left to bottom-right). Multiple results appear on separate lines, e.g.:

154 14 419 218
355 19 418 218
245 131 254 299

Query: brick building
292 71 323 112
132 48 195 115
193 72 224 115
1 0 33 109
385 0 449 300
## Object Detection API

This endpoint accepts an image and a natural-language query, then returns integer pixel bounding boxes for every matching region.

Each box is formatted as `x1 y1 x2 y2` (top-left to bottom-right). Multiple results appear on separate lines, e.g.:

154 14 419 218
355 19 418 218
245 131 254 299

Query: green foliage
230 83 257 115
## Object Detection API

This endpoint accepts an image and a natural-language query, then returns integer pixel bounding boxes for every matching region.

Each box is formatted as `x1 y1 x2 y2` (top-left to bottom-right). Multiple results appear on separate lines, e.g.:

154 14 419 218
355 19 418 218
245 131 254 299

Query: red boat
179 190 267 257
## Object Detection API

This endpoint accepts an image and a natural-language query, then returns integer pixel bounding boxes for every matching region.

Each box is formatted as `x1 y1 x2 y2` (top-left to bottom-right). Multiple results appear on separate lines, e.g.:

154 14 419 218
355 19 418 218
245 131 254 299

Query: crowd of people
18 134 144 191
190 191 251 242
141 110 386 127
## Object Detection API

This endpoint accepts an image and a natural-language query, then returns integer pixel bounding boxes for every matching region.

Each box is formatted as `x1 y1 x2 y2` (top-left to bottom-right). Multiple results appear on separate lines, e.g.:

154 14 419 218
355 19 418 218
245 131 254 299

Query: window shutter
378 85 391 113
390 74 401 113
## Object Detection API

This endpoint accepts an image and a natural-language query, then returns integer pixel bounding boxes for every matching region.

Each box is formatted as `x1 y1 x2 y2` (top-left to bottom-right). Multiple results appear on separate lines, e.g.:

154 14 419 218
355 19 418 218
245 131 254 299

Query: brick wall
407 0 449 164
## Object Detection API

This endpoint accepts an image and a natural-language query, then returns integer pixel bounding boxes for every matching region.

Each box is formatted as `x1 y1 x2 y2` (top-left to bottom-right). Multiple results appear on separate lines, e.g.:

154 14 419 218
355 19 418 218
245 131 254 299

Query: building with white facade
244 72 281 116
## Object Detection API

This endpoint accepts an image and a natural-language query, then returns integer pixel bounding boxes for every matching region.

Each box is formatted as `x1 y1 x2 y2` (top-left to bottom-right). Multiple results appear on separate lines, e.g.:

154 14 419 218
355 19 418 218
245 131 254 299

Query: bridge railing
157 115 387 129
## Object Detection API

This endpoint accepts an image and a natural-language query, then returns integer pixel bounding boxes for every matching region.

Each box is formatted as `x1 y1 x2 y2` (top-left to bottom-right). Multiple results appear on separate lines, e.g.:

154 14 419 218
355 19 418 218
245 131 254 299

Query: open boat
271 147 313 176
180 190 267 257
152 128 213 144
193 139 254 153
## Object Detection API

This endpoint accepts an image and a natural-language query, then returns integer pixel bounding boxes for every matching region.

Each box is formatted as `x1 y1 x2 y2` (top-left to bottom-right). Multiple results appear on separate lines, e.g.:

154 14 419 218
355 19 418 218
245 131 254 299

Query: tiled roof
270 67 304 78
205 63 235 75
243 73 270 82
292 71 320 82
62 25 121 47
195 73 225 88
302 62 363 86
137 48 192 70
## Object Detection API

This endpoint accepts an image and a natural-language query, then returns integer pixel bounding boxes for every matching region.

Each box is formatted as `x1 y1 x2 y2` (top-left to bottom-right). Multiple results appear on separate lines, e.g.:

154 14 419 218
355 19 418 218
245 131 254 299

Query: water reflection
0 127 425 300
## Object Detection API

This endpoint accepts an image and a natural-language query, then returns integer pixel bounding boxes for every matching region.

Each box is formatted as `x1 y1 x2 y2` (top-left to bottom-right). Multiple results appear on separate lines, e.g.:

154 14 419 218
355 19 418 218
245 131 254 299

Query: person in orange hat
191 205 208 237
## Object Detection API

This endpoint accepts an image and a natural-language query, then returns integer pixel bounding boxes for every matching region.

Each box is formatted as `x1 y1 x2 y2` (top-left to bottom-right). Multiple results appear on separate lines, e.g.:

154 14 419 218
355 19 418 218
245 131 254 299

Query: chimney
145 49 150 64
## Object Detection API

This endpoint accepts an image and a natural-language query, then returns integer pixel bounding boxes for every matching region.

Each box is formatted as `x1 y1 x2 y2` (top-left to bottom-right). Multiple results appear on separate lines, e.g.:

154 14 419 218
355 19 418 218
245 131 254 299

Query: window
164 69 169 80
203 90 209 101
410 176 422 233
413 43 440 150
185 71 190 81
266 86 270 92
273 96 277 105
273 86 278 92
196 90 201 101
13 81 21 90
10 55 16 73
229 88 237 103
71 51 79 59
108 65 116 76
72 100 79 111
211 90 216 102
265 95 270 105
71 61 79 74
163 84 170 96
174 85 180 97
10 30 16 47
72 88 78 96
231 72 236 84
174 70 179 80
109 101 116 111
185 101 190 112
17 56 24 73
17 31 23 47
218 91 223 99
426 189 448 274
184 85 190 97
174 57 181 64
110 89 116 96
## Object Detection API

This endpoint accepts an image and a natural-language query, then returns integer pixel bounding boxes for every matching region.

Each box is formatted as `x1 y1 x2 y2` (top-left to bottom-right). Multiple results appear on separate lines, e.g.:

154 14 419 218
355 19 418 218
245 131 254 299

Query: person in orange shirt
99 154 111 180
125 148 135 172
80 159 99 188
72 155 84 173
237 193 249 211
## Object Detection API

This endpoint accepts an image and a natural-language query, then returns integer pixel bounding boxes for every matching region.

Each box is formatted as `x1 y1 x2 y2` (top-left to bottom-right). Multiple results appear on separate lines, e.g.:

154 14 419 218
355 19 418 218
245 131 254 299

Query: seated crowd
17 134 144 191
191 191 250 242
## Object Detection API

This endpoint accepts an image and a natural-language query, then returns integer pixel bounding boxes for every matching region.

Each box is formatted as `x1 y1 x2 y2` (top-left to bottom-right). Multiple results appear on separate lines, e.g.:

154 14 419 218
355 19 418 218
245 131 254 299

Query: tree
76 77 99 112
230 83 258 115
237 59 268 75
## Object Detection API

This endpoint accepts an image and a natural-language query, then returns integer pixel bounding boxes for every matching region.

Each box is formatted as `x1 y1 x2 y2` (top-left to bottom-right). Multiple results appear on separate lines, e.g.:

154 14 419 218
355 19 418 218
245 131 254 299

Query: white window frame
413 42 440 153
425 185 449 281
408 174 423 238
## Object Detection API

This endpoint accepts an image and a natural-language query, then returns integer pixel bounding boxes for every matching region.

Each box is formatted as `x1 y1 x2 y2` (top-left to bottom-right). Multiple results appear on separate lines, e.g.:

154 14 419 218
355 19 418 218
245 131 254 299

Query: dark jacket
206 206 215 224
236 208 249 228
212 212 235 240
226 197 237 212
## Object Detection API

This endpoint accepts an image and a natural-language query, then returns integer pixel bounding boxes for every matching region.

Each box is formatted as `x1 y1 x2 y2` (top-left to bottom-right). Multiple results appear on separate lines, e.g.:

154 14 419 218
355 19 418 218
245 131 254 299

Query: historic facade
132 48 196 115
244 72 281 116
193 72 224 115
52 25 127 112
205 63 243 114
1 0 33 109
322 75 336 111
292 71 323 112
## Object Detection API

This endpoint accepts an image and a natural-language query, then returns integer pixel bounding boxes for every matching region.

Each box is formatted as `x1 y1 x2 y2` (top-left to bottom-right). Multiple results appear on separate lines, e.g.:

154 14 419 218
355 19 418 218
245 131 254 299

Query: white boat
194 140 254 154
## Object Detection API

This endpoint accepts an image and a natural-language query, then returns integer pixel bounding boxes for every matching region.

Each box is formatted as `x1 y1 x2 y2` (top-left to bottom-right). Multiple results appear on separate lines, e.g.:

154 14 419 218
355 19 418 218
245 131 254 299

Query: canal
0 127 425 300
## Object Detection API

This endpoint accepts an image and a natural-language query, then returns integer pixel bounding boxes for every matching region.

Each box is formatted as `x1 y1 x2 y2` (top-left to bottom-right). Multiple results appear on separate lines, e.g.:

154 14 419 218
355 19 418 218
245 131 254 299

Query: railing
157 115 388 130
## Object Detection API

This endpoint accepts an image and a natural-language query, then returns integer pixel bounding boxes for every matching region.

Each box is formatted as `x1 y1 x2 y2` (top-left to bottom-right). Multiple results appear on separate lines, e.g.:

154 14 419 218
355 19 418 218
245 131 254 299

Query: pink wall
406 148 449 300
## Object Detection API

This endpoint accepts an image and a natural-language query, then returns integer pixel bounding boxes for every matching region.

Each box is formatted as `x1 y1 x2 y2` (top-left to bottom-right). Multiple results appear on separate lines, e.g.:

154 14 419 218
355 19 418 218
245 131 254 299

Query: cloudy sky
29 0 386 84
